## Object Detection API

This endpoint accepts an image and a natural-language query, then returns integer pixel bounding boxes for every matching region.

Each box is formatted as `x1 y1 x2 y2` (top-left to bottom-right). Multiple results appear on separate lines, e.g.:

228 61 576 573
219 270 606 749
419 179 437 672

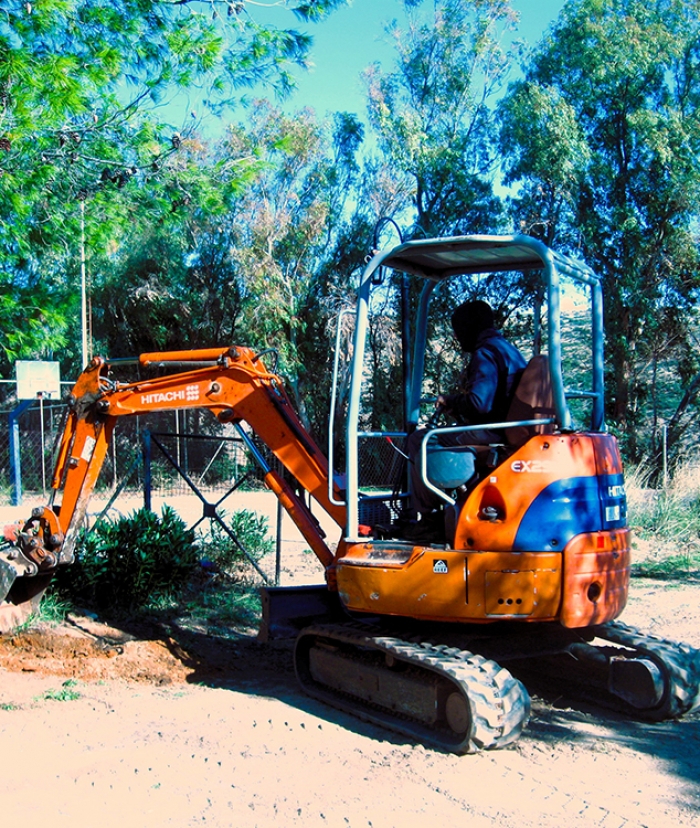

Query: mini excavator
2 234 699 753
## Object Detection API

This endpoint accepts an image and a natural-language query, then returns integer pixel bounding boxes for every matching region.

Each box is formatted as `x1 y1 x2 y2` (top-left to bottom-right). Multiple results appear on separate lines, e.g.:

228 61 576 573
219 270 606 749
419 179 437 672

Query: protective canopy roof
373 234 597 284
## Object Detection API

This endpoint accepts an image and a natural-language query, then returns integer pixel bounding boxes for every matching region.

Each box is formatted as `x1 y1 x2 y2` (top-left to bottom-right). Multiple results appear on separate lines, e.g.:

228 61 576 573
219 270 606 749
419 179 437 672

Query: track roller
295 623 530 754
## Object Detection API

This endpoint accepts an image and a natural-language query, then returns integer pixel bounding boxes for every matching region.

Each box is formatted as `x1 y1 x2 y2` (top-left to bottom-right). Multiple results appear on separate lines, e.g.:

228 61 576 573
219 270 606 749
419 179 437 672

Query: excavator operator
406 299 526 535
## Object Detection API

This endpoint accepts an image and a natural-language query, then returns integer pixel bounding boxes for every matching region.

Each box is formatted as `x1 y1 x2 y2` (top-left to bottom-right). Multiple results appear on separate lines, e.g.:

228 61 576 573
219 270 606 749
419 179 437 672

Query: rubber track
295 623 530 754
595 620 700 720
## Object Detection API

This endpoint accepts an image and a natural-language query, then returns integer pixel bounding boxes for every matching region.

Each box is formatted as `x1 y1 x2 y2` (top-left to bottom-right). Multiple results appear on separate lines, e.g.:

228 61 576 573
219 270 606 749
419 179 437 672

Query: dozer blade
258 584 347 642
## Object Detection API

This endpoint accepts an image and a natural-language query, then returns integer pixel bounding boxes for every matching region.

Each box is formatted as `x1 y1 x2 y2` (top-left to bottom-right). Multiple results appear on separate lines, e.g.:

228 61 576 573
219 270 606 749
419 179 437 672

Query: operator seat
504 353 555 446
426 353 555 493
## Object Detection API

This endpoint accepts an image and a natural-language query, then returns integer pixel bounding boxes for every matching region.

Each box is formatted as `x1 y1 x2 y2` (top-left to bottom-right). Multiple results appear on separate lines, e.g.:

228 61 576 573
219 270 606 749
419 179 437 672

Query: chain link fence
0 398 402 508
0 400 273 507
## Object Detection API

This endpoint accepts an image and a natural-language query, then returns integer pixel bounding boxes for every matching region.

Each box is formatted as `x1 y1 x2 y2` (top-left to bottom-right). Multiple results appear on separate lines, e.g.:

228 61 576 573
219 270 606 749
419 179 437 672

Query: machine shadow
115 613 413 750
114 612 700 784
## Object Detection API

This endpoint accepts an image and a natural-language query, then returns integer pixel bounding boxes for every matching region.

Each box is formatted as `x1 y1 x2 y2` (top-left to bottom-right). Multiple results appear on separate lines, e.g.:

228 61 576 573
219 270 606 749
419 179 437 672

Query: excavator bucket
0 557 16 605
0 573 52 633
1 523 21 606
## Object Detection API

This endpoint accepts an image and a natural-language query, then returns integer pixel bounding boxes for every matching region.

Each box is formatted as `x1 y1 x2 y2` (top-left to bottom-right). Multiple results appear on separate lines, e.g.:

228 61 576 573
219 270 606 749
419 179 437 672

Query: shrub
627 460 700 578
198 509 274 574
55 506 200 613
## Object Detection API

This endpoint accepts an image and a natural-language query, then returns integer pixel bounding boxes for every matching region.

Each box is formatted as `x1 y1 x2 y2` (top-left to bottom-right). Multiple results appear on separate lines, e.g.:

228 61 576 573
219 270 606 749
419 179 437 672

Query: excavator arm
1 346 347 617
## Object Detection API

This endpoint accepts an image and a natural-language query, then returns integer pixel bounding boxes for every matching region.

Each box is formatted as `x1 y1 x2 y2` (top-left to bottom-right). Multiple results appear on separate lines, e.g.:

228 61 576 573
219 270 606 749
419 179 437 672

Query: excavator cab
331 235 617 554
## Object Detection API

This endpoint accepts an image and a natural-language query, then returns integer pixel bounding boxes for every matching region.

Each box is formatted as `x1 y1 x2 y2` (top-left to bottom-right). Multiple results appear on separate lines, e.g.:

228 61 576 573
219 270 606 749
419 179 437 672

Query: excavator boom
0 346 347 615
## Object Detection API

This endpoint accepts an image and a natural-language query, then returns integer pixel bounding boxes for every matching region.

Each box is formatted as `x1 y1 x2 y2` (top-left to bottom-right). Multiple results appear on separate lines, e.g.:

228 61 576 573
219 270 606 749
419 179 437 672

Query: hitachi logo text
141 385 200 405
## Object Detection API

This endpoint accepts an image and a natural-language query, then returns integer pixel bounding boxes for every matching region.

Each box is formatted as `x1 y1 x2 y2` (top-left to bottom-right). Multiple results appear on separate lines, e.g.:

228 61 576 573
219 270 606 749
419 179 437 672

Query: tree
221 103 366 428
361 1 553 434
0 0 347 384
89 104 367 441
92 129 264 358
498 82 590 246
499 0 700 463
365 0 519 238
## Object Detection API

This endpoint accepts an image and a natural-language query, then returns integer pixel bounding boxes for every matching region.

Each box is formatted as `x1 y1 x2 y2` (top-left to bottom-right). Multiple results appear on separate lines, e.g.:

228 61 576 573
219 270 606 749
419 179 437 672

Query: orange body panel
335 431 630 626
335 529 630 625
336 543 563 621
560 530 630 627
454 434 599 553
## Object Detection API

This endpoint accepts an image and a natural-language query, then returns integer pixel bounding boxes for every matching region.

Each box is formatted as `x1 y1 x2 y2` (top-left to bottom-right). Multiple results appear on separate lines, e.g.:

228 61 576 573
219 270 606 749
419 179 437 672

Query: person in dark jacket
407 299 526 518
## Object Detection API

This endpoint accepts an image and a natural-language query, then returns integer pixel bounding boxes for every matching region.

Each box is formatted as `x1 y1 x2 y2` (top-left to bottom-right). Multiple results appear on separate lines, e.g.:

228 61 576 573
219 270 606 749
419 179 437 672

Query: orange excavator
2 234 699 753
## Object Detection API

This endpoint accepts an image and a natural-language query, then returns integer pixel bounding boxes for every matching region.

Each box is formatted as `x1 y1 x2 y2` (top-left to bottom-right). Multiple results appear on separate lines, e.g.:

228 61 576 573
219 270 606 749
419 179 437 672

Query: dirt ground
1 497 700 827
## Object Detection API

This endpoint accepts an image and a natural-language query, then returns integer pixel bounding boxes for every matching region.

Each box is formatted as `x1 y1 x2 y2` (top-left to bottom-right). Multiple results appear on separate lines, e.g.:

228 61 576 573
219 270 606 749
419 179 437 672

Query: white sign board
16 360 61 400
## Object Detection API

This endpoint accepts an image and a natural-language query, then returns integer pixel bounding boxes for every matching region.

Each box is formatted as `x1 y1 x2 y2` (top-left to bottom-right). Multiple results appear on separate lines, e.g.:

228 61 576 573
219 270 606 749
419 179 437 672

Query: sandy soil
1 495 699 827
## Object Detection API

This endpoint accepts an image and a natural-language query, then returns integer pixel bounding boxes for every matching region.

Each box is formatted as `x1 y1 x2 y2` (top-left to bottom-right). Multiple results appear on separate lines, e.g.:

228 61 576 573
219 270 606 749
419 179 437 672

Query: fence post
9 399 34 506
276 498 283 586
142 428 152 512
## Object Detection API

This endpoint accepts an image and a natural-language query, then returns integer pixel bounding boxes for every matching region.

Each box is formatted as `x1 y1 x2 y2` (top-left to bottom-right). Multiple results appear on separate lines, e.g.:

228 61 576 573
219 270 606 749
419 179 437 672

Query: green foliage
56 506 200 613
365 0 517 236
185 583 262 628
498 81 590 244
198 510 274 573
35 679 81 703
33 591 72 626
0 0 347 383
170 509 274 629
628 460 700 578
632 548 700 580
500 0 700 462
49 505 272 627
0 277 71 374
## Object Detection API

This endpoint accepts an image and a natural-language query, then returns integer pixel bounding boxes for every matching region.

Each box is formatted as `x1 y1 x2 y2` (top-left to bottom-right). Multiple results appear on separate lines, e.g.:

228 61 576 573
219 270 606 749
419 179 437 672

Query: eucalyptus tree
361 0 535 432
499 0 700 462
0 0 346 381
364 0 519 238
90 102 367 438
220 103 367 429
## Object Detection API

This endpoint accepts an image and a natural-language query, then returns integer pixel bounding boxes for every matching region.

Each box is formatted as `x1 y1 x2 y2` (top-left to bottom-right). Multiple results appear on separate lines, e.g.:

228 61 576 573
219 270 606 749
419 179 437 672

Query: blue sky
178 1 567 134
276 0 567 119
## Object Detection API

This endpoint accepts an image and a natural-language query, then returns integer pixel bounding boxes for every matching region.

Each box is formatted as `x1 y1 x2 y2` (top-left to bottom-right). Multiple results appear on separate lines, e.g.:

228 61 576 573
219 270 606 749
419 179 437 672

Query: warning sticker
433 559 448 574
80 435 97 462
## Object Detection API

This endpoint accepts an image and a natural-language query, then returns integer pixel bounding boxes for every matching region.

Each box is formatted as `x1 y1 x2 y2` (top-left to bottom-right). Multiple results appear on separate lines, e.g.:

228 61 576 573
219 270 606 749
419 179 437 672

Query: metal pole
9 400 33 506
662 422 668 489
39 393 47 496
276 498 283 586
401 273 411 431
142 428 152 512
80 199 88 369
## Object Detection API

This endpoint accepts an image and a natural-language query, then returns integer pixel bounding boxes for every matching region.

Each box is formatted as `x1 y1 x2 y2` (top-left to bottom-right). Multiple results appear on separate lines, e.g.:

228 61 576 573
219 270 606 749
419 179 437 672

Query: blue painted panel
513 474 627 552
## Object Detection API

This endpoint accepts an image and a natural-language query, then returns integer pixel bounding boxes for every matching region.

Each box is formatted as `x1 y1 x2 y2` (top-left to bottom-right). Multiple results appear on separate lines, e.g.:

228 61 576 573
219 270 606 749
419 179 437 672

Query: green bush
55 506 200 612
199 509 274 574
185 583 262 628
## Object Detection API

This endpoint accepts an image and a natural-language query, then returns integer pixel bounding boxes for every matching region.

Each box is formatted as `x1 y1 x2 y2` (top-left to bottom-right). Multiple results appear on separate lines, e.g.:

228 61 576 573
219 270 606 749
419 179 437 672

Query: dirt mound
0 624 183 685
0 613 258 686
